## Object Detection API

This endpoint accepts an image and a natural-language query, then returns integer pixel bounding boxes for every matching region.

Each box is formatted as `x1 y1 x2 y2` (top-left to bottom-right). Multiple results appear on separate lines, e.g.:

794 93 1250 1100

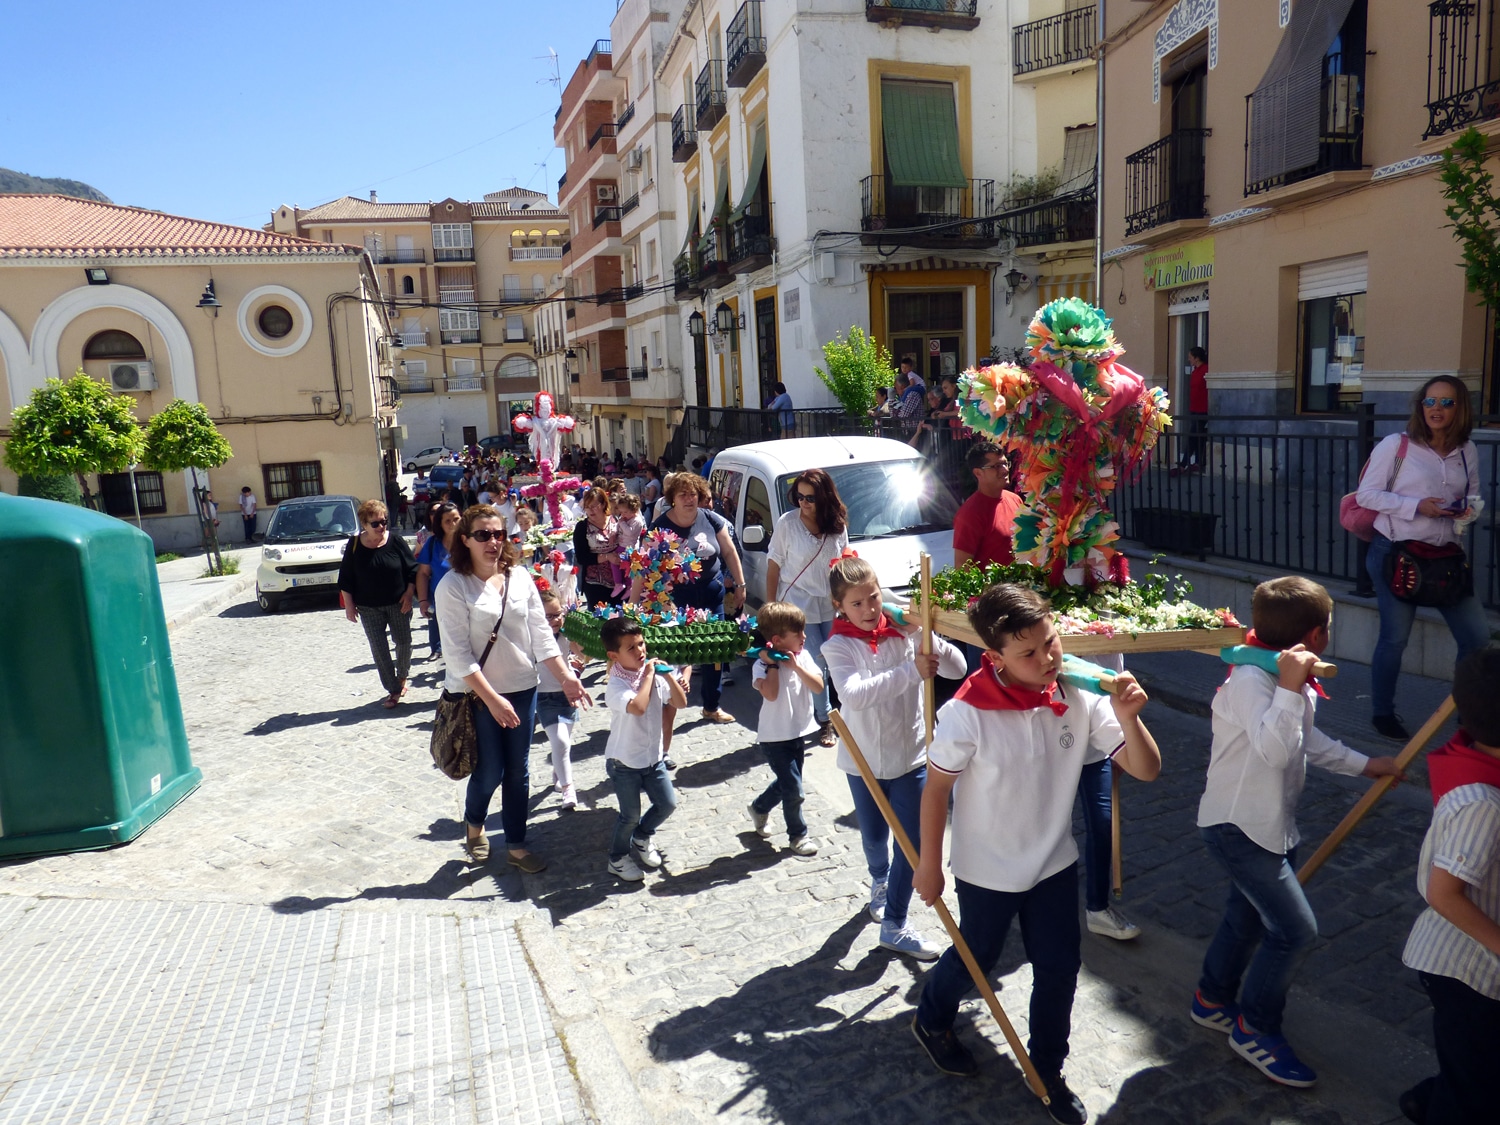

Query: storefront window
1299 291 1364 413
889 289 965 383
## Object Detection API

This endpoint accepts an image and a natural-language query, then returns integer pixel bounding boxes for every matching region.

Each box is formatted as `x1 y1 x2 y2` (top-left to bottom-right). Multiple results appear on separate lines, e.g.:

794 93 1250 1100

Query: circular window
257 305 294 339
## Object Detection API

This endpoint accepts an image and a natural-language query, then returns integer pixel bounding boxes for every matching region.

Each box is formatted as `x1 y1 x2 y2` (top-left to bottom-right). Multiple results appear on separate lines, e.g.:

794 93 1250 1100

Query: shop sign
1144 237 1214 292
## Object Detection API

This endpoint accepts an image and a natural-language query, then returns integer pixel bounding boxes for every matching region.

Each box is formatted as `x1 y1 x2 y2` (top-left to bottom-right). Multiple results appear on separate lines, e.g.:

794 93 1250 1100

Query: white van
706 436 959 607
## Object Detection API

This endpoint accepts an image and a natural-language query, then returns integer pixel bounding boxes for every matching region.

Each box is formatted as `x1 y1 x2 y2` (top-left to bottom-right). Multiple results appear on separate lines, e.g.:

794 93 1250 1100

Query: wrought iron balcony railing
698 224 734 287
631 366 649 381
620 192 640 216
1425 0 1500 137
866 0 979 32
1012 5 1096 76
997 184 1097 249
593 205 621 228
376 248 426 264
728 207 773 269
860 176 997 244
601 367 631 382
433 246 474 262
672 104 699 162
696 59 728 131
727 2 767 87
1124 128 1210 236
673 250 703 300
616 101 636 130
588 122 618 150
1245 56 1364 196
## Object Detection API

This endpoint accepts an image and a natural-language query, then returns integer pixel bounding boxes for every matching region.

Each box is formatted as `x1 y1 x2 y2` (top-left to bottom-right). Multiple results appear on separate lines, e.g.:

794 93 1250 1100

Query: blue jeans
916 865 1081 1077
535 690 579 728
801 618 833 724
427 615 441 653
606 758 678 859
1077 758 1112 913
465 688 538 846
1197 823 1318 1035
1365 534 1491 719
675 576 724 712
751 738 808 838
847 766 925 928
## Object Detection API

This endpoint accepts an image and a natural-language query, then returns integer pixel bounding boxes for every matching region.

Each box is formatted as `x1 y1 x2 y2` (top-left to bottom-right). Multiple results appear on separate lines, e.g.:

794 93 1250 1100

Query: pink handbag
1339 435 1407 542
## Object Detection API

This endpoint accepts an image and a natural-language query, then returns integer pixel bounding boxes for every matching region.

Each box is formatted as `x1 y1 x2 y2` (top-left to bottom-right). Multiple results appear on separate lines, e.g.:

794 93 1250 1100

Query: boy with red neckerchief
1399 647 1500 1125
911 584 1161 1125
1192 576 1399 1090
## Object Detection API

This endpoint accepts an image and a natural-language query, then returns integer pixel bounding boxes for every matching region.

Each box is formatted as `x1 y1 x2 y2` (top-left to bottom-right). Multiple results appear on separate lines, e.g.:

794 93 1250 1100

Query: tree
141 398 232 477
813 327 892 418
18 473 82 506
1439 126 1500 315
3 372 143 497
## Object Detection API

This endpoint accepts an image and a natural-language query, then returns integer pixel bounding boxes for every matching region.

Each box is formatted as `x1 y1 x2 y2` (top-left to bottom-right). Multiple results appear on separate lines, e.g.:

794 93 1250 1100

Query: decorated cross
511 391 583 530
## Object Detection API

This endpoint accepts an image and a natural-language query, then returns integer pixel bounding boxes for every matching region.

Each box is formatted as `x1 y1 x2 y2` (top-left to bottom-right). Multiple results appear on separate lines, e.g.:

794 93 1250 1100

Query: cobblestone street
0 589 1449 1123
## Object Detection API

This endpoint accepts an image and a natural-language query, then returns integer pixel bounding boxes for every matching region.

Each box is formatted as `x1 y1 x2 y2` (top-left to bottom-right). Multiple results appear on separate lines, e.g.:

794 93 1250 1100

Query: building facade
272 188 567 453
1100 0 1490 424
0 194 395 549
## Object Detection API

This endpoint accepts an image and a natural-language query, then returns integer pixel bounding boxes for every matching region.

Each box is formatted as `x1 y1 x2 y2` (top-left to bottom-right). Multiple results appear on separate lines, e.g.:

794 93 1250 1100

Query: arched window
401 275 415 295
83 329 145 359
497 354 538 380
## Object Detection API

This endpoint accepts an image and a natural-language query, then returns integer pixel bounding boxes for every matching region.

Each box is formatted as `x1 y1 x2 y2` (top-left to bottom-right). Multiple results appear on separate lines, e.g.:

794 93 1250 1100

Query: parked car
255 494 360 613
478 434 515 454
707 437 959 607
404 446 455 472
412 462 466 505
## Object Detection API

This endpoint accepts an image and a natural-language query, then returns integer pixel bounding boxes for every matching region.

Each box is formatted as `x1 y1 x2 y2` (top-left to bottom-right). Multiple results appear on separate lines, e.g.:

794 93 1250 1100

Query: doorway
693 333 710 408
888 289 964 385
755 296 778 408
462 425 478 448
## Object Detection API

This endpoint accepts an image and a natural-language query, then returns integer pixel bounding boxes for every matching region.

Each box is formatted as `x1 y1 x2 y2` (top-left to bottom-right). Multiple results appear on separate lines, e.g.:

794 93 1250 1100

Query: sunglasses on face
366 519 388 528
467 529 504 542
796 492 817 504
1423 397 1458 409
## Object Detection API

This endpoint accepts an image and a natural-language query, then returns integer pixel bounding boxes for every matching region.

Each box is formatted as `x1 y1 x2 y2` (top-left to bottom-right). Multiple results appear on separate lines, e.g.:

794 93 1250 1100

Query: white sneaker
559 784 577 811
630 835 662 869
868 878 888 922
878 920 941 961
747 803 772 838
788 836 819 856
1087 905 1142 941
608 855 645 882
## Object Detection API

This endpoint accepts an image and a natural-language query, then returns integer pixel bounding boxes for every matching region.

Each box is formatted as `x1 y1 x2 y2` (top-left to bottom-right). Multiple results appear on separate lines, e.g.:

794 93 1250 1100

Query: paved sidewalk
155 544 259 630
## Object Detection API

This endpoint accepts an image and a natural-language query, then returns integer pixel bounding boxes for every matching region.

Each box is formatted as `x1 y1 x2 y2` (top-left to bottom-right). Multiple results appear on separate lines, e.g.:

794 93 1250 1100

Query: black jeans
1416 971 1500 1123
673 575 725 711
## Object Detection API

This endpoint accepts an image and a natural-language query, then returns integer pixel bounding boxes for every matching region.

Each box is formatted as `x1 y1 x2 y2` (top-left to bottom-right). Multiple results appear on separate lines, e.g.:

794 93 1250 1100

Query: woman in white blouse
766 469 850 746
1356 377 1488 741
436 505 588 871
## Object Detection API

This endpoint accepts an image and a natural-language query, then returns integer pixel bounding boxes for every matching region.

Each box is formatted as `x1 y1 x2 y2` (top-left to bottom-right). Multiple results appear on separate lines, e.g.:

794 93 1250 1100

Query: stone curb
515 912 654 1125
164 571 256 632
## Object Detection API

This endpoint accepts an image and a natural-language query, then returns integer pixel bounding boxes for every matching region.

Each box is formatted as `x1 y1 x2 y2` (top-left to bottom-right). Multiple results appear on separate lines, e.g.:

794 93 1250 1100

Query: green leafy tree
18 473 82 506
142 398 232 476
813 327 893 417
3 373 143 497
1439 127 1500 313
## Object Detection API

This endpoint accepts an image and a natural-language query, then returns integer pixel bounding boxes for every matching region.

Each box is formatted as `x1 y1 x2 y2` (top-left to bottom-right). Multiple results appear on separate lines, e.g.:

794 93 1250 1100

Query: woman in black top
337 498 419 708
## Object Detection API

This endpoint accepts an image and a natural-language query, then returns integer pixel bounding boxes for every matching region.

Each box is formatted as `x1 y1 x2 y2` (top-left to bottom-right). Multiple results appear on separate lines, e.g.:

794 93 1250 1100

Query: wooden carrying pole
920 554 935 747
1297 695 1457 885
829 710 1049 1106
1111 765 1124 899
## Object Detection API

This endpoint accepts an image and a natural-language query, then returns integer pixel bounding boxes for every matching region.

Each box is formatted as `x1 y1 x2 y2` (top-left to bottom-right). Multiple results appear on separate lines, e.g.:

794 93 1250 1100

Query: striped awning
1035 272 1095 305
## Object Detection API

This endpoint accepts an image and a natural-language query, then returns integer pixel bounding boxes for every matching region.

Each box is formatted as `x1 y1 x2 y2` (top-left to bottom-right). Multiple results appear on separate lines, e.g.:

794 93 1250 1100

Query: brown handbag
429 574 509 779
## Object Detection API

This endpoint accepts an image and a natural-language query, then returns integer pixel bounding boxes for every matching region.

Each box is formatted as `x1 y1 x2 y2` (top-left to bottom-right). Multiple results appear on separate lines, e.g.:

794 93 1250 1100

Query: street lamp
687 310 705 338
714 302 745 334
197 279 221 316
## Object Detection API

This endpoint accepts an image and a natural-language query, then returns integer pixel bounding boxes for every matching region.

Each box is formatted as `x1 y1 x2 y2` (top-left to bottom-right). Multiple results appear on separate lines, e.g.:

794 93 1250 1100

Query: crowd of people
326 378 1498 1124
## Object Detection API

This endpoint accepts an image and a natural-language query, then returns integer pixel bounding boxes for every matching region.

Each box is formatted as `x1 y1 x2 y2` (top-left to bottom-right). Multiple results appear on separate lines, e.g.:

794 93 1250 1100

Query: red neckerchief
1240 629 1330 699
1428 729 1500 806
953 653 1068 716
831 612 905 654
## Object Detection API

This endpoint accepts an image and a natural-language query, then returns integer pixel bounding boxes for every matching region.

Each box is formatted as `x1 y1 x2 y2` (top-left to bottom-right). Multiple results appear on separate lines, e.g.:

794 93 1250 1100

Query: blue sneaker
1229 1017 1317 1088
1190 990 1238 1034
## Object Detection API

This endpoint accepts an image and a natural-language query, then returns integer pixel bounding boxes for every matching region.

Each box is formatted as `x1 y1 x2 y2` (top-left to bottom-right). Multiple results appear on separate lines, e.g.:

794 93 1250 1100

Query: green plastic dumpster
0 493 201 857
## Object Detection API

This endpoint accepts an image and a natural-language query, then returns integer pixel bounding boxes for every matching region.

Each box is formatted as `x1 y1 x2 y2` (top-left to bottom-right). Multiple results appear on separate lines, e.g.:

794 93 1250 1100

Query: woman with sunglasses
766 469 849 746
1356 376 1488 740
436 505 589 870
416 502 462 660
337 499 418 709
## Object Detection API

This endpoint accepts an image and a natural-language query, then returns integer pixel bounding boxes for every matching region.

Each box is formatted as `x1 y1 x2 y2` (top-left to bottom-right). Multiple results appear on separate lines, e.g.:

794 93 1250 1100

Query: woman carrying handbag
435 505 588 871
1355 376 1490 740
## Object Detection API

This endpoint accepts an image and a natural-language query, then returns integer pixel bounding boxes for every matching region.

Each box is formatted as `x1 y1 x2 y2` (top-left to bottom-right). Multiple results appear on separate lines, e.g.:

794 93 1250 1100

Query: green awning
881 80 966 188
731 127 768 220
712 172 730 220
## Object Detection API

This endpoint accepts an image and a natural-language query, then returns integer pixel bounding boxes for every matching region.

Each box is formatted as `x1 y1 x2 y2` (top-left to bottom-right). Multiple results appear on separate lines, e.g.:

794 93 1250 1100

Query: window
398 359 431 393
98 471 166 516
743 475 773 543
257 305 294 339
401 275 415 295
431 223 473 249
498 354 538 380
438 306 481 332
532 273 545 297
1299 292 1365 413
709 468 744 520
503 274 522 299
646 239 658 278
644 147 653 184
84 330 146 359
505 314 526 342
889 291 964 332
263 461 324 503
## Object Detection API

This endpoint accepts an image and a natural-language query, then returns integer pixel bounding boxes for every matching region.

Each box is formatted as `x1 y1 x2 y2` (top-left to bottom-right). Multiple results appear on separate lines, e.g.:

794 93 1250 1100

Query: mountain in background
0 168 111 203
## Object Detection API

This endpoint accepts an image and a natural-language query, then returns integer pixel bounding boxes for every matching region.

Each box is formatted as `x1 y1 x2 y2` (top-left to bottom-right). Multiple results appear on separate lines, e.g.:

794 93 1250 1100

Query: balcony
859 176 998 249
398 329 429 346
1245 57 1364 197
1425 2 1496 137
1013 6 1095 77
510 245 565 261
395 372 433 394
593 204 622 228
727 2 767 87
616 101 636 130
589 39 611 63
620 191 640 216
558 171 567 191
672 104 699 162
595 287 627 306
866 0 979 32
728 206 773 273
433 246 474 262
623 282 645 300
1124 128 1210 238
588 122 618 150
997 184 1097 249
445 374 484 392
696 59 727 131
698 224 735 288
561 239 572 256
441 330 481 344
601 367 631 382
376 248 426 264
673 250 703 300
631 366 648 382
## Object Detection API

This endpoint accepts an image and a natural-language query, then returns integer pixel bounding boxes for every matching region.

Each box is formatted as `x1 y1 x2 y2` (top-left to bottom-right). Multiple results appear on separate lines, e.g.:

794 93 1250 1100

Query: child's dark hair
968 583 1052 651
829 556 878 605
601 616 643 653
1250 576 1332 649
757 601 806 640
1454 647 1500 746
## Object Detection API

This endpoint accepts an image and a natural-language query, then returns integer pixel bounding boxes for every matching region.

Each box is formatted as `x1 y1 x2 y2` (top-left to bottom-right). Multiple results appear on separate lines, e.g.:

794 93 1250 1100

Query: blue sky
1 1 620 228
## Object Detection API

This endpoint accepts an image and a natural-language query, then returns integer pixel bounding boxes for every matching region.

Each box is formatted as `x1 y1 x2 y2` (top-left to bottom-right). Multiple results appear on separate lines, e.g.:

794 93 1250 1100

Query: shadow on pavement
647 839 789 898
249 704 419 735
270 858 478 912
670 739 762 789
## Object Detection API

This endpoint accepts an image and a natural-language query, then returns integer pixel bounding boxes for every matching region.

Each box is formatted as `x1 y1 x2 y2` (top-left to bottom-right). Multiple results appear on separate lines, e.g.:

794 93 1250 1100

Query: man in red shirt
952 441 1023 568
1174 345 1209 473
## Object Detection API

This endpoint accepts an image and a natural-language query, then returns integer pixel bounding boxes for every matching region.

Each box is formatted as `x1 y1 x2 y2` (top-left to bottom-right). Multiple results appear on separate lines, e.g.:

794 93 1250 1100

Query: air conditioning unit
108 360 156 392
597 184 618 203
916 186 959 217
625 148 644 171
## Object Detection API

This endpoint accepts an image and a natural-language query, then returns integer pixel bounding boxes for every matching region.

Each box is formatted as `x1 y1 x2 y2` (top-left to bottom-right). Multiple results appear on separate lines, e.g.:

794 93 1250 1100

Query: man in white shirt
238 487 258 541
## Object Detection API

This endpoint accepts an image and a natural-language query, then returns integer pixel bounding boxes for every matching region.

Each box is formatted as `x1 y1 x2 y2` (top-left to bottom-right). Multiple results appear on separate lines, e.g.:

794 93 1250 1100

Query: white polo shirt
751 651 820 743
604 666 672 769
929 687 1124 893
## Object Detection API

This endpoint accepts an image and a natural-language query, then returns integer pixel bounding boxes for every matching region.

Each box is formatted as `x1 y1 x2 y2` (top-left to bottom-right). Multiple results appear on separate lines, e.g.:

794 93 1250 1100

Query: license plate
290 573 336 587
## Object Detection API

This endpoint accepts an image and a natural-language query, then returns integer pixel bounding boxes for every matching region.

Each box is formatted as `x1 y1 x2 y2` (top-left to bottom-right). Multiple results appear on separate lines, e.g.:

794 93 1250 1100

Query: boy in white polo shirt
747 602 824 855
602 616 688 882
912 584 1161 1125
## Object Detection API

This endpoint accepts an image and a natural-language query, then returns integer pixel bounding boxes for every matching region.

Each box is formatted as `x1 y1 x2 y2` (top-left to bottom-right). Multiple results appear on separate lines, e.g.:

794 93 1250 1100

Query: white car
255 494 361 613
405 446 454 472
707 436 958 607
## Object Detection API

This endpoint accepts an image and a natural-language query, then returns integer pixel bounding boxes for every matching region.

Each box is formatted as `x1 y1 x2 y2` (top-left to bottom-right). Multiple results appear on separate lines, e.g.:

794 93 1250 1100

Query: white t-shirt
604 666 672 768
494 500 521 536
239 492 257 516
766 512 849 625
435 568 560 695
929 688 1124 893
751 650 820 742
